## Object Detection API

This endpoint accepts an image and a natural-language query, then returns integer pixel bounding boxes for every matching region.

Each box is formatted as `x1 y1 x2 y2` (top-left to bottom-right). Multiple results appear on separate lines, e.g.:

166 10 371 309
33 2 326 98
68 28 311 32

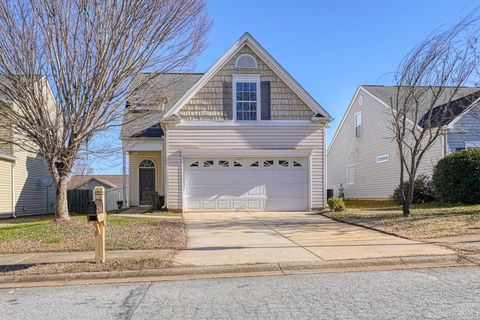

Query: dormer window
235 54 257 69
233 75 260 121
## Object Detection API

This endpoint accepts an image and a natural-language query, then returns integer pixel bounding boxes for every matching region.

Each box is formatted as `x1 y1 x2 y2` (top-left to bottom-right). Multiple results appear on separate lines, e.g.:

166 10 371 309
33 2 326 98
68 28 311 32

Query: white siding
13 148 56 216
447 104 480 153
0 159 13 217
327 88 444 199
165 124 326 211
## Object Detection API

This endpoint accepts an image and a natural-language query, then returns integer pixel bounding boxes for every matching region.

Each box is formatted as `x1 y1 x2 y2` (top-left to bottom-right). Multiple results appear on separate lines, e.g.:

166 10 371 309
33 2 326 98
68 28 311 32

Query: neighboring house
120 33 333 212
68 175 124 191
0 78 56 218
327 85 480 199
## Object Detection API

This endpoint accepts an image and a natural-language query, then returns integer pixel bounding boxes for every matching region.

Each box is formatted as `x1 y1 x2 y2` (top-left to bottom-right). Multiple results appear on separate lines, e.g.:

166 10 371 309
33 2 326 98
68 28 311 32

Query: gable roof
163 32 332 121
68 175 124 190
120 73 202 139
328 85 480 153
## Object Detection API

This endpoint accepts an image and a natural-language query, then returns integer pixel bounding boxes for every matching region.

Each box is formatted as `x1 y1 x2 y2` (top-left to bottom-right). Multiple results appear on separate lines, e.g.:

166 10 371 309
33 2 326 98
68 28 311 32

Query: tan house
0 79 56 218
120 33 332 212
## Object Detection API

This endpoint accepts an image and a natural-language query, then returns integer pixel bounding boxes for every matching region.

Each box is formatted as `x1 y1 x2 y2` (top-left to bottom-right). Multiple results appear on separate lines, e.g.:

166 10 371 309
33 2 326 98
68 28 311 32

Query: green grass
0 214 186 254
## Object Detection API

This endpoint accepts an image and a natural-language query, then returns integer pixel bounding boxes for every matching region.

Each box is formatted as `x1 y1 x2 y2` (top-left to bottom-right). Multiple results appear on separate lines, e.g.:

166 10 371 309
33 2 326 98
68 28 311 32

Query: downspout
122 147 127 208
160 123 168 209
11 160 16 218
443 129 449 157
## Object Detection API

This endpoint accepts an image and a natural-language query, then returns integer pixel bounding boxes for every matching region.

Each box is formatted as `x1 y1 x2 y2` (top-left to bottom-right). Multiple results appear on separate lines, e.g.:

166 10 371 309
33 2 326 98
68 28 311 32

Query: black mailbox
87 200 103 222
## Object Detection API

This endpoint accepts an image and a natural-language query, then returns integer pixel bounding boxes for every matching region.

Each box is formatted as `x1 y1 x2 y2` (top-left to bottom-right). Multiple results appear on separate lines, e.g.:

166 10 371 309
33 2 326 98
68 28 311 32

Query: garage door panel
185 157 308 212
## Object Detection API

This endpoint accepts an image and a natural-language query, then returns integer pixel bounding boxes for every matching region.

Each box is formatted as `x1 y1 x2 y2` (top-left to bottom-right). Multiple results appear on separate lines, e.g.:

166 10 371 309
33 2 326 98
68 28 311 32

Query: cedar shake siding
327 87 444 199
178 45 314 121
128 151 163 206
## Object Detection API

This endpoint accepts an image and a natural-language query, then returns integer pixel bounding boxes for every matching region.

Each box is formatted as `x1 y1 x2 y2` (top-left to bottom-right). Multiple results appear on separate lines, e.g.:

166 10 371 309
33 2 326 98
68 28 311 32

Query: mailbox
87 200 103 222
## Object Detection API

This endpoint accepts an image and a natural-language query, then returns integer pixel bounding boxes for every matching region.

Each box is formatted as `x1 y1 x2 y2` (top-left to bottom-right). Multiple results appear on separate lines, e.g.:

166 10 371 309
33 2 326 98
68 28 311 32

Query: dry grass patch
0 214 186 254
0 257 172 276
324 200 480 240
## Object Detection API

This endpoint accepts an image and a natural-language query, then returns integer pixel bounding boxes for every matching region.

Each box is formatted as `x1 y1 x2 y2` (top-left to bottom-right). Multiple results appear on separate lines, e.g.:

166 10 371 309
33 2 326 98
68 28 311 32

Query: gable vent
235 54 257 69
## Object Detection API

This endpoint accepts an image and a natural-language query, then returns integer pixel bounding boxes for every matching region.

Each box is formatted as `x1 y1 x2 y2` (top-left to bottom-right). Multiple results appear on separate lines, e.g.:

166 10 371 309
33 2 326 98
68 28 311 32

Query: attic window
235 54 257 69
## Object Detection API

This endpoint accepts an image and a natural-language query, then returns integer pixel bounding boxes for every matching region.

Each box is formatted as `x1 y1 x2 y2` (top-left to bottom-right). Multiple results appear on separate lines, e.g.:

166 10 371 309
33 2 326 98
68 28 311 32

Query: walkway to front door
175 212 453 266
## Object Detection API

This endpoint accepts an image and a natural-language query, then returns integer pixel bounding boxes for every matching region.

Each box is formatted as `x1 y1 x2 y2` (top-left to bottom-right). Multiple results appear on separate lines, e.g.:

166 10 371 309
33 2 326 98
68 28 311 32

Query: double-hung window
354 112 362 138
234 75 260 121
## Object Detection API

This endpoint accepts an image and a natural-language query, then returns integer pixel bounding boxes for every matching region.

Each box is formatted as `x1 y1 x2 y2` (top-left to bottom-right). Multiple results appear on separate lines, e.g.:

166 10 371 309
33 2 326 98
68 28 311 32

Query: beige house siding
13 147 56 216
128 151 163 206
0 159 13 217
178 44 314 120
165 124 326 211
327 88 444 199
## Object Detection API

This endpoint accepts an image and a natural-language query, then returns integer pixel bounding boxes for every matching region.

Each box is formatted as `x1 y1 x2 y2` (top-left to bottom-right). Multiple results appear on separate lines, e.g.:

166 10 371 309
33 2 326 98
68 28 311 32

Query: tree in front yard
0 0 209 221
389 12 479 216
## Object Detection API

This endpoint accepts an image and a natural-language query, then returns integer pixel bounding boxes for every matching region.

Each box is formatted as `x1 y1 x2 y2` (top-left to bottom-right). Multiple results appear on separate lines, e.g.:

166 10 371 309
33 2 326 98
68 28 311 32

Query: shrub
146 191 165 211
433 149 480 204
328 197 346 212
391 174 436 205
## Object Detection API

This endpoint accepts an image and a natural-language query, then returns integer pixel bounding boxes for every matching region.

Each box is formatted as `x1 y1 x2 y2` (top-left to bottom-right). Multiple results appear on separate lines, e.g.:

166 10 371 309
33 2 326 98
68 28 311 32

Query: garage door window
293 161 302 167
203 160 214 167
219 160 229 167
279 160 289 167
263 160 274 167
250 161 259 167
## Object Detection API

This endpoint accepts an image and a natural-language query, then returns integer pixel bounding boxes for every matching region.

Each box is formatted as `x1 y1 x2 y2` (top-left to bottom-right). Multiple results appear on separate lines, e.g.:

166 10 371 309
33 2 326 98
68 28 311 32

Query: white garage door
184 158 308 212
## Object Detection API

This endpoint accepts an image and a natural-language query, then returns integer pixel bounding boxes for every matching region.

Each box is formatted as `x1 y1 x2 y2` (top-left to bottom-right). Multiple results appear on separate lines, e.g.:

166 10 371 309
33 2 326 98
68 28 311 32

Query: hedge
432 149 480 204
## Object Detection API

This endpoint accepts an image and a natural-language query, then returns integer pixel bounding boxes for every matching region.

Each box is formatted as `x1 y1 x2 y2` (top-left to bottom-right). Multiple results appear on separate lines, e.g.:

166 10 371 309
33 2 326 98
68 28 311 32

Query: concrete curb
0 253 470 288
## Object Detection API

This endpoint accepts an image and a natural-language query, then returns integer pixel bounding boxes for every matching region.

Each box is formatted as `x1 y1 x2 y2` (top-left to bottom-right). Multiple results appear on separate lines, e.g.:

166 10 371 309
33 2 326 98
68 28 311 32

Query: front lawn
0 257 172 276
0 214 186 254
323 200 480 240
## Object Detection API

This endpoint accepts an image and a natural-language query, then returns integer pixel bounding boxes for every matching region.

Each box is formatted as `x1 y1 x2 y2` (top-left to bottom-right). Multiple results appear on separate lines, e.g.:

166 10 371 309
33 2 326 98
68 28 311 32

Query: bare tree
71 155 94 176
390 13 479 216
0 0 209 221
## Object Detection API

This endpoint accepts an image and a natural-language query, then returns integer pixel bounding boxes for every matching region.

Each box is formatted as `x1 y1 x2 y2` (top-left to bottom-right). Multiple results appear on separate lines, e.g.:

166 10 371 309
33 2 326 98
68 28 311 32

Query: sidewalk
0 249 175 266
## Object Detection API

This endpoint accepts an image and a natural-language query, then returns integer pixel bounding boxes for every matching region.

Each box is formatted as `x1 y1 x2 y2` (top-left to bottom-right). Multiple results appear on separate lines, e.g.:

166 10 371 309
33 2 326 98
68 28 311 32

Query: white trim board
181 149 313 158
163 32 332 121
176 120 317 127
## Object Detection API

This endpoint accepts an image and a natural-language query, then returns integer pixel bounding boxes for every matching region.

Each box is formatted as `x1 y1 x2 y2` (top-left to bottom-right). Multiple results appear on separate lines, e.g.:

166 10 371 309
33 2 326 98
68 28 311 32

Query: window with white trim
354 112 362 138
346 165 356 185
235 81 258 120
377 154 389 163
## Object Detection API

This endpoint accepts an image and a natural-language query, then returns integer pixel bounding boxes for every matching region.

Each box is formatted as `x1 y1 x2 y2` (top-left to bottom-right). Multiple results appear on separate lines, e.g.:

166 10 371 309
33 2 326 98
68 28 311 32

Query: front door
139 168 155 205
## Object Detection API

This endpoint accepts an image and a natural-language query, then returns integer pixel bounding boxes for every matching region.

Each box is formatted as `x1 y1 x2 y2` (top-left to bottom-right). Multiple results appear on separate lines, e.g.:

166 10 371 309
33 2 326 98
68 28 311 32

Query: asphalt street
1 267 480 319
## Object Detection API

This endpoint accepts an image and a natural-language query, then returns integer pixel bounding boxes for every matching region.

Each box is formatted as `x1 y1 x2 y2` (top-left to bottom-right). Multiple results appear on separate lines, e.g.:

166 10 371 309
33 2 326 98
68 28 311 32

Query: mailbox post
87 186 107 263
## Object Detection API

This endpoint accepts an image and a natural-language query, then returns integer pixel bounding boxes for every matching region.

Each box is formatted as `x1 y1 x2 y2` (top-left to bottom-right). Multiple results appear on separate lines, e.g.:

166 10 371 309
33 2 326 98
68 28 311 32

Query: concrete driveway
174 212 454 266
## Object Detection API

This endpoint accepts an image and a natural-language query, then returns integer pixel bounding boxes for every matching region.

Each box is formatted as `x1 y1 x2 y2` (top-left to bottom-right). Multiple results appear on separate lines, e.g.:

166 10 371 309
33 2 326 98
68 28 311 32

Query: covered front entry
139 159 156 205
184 157 308 212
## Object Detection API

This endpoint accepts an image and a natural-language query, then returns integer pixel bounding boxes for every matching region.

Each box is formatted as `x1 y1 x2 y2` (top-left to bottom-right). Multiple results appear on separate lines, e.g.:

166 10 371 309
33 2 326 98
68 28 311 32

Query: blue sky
98 0 478 174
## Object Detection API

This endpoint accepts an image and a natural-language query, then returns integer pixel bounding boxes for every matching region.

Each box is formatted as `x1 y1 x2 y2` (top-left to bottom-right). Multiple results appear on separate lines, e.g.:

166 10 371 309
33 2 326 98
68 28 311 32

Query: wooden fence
67 189 93 213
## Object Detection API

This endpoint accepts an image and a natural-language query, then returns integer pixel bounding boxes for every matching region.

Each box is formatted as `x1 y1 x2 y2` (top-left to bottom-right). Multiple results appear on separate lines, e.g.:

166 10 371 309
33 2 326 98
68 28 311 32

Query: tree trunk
55 175 70 222
403 175 416 217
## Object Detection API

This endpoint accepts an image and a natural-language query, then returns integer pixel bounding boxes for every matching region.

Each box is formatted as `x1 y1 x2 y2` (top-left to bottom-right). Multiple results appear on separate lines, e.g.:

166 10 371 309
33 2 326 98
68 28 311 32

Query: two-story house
0 78 56 218
327 85 480 199
120 33 332 212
